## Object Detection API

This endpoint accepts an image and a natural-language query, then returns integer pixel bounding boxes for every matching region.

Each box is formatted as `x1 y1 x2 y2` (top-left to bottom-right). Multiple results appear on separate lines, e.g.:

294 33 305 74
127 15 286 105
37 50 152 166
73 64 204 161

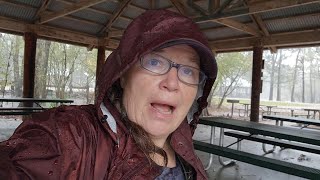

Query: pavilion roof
0 0 319 53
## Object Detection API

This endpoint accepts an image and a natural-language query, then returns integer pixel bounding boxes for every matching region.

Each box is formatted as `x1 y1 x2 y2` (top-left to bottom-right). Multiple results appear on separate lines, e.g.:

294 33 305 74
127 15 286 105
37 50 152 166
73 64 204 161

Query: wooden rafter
150 0 156 9
109 30 125 37
209 0 220 13
195 0 320 23
0 16 99 46
251 14 277 52
56 0 134 21
33 0 52 21
1 0 106 27
187 0 208 16
213 0 234 14
169 0 187 16
243 0 277 52
202 11 320 32
100 0 132 35
38 0 106 24
214 18 262 36
209 30 320 52
247 0 320 13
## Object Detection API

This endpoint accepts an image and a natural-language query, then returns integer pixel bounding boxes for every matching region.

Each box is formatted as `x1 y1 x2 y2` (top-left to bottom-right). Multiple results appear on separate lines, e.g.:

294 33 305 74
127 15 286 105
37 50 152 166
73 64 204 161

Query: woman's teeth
152 103 173 114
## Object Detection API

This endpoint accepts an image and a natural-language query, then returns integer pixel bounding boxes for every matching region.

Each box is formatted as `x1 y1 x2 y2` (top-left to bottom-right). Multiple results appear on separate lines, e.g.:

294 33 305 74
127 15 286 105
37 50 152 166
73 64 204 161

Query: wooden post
23 32 37 107
250 46 263 122
96 46 106 83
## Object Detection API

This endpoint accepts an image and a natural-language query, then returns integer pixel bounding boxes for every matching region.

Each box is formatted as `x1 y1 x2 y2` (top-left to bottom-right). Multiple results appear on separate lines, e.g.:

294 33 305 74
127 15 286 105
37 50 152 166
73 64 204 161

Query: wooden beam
0 16 100 46
100 0 132 34
202 11 320 33
187 0 208 16
243 0 277 52
33 0 52 21
213 0 234 14
209 0 220 13
38 0 106 24
209 30 320 52
56 0 133 21
251 13 277 53
214 18 262 36
150 0 156 9
170 0 187 16
248 0 320 13
108 30 124 37
195 0 320 23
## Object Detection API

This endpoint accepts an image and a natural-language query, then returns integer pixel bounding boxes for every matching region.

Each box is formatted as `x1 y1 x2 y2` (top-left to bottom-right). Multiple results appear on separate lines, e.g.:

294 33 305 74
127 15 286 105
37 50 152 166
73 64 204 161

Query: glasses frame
139 53 207 85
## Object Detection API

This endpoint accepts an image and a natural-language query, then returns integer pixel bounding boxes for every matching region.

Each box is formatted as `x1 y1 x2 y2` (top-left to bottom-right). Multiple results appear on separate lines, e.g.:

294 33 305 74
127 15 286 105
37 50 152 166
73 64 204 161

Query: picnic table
0 97 74 115
303 108 320 119
260 105 277 115
195 116 320 179
263 115 320 127
239 103 250 117
226 99 239 117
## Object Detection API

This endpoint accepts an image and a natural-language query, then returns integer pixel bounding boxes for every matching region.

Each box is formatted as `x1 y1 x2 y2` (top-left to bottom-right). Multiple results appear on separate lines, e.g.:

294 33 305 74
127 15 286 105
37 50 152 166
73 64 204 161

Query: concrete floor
193 122 320 180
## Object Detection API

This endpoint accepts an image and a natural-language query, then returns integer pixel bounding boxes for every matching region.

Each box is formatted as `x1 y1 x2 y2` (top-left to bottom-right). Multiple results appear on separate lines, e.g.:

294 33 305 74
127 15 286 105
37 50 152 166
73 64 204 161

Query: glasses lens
178 66 205 85
140 54 170 74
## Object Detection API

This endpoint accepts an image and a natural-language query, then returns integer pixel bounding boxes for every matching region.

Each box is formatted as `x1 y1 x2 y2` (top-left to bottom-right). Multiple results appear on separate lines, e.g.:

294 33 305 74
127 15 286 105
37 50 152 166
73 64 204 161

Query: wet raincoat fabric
0 10 217 180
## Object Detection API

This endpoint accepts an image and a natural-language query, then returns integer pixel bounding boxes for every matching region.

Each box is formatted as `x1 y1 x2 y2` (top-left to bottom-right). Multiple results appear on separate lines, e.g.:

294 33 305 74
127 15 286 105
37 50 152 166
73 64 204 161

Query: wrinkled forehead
153 44 200 66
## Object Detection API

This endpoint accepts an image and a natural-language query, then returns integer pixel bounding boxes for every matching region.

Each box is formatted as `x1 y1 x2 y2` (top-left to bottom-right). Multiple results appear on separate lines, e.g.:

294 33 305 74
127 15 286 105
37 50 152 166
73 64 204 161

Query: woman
0 10 217 179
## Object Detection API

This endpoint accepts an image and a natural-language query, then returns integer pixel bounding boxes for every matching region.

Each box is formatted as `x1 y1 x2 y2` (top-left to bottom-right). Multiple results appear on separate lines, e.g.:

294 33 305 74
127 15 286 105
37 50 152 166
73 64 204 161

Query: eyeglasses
140 53 207 85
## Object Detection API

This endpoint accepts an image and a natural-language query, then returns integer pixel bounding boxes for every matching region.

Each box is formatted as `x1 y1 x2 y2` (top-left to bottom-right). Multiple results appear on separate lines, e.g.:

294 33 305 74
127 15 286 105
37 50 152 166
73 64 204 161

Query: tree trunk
13 36 22 97
309 61 314 103
301 55 305 103
276 50 282 101
290 49 300 102
268 53 277 100
41 41 51 98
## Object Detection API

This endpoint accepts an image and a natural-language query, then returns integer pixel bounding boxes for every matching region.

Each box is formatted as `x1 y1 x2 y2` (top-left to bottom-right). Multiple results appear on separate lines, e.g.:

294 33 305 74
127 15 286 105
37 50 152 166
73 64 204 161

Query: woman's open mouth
151 103 175 115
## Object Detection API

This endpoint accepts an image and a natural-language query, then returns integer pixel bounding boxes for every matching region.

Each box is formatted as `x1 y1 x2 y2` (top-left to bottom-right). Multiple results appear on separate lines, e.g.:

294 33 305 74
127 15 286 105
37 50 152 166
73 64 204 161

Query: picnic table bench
195 116 320 179
194 140 320 179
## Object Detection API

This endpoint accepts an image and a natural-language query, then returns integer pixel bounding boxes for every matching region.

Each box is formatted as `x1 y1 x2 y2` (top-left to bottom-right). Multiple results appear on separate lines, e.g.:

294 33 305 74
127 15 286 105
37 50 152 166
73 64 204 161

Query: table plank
263 115 320 126
199 117 320 146
0 98 73 103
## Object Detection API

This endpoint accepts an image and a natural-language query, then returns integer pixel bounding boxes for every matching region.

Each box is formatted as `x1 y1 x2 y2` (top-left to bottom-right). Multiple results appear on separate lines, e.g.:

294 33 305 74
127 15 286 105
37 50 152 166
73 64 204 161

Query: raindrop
6 142 10 147
48 171 53 176
54 160 58 165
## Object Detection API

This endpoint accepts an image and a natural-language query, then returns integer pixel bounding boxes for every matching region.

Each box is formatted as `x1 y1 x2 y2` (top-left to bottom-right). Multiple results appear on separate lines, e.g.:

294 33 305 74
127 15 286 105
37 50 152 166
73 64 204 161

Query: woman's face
121 44 199 141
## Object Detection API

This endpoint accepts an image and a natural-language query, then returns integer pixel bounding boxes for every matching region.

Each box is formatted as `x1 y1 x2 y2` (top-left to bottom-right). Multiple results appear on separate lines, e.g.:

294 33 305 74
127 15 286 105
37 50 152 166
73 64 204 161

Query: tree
268 53 277 100
12 36 23 97
35 40 51 98
276 49 284 101
290 49 301 102
212 52 252 108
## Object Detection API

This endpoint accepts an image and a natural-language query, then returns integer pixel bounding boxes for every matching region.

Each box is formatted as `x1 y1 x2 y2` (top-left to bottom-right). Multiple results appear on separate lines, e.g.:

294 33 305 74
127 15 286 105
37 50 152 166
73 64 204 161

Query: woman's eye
182 67 194 76
148 59 160 66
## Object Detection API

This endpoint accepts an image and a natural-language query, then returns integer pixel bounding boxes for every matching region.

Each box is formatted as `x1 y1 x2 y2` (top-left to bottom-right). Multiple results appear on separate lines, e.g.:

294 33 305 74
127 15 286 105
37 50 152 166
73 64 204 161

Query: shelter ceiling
0 0 319 53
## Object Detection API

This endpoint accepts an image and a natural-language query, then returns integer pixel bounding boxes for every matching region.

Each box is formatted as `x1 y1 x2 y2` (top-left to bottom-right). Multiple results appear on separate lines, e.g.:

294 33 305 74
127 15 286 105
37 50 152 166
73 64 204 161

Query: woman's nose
160 68 179 91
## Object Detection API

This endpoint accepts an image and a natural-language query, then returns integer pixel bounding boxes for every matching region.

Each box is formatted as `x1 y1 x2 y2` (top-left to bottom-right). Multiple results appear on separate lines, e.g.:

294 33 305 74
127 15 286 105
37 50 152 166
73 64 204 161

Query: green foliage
210 52 252 108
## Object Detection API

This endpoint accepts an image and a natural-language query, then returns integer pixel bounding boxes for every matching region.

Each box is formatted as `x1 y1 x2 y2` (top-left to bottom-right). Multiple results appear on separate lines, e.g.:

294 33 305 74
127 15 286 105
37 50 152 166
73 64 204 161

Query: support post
96 46 106 82
250 46 263 122
23 32 37 107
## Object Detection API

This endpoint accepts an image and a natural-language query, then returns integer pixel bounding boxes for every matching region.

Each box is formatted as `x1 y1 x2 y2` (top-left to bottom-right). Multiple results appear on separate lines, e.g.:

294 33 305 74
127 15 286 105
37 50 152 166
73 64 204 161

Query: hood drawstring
100 103 120 147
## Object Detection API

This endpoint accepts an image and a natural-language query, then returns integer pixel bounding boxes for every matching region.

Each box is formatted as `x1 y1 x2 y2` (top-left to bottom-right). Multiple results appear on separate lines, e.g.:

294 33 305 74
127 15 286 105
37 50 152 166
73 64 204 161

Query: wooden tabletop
0 98 73 103
263 115 320 126
199 116 320 146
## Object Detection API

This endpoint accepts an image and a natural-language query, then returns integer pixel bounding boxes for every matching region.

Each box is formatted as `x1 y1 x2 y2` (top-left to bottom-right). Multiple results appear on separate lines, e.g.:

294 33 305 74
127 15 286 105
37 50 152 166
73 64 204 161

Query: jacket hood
95 9 217 133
